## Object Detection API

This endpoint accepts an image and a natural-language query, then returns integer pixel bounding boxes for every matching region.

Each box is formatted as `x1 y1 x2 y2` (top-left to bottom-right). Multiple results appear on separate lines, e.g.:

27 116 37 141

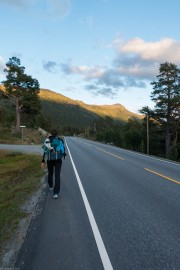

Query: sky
0 0 180 113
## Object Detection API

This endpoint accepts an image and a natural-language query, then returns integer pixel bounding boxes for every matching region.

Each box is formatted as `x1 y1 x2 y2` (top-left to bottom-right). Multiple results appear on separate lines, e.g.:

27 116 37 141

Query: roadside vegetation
0 150 44 255
0 127 45 145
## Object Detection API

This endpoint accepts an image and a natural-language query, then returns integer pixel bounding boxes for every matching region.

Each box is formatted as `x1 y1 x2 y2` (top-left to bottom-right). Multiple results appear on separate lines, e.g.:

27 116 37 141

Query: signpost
20 125 26 141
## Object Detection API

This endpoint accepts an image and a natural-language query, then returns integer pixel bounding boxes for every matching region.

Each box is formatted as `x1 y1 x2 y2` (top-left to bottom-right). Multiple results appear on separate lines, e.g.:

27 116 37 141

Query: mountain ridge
0 85 142 129
39 88 141 129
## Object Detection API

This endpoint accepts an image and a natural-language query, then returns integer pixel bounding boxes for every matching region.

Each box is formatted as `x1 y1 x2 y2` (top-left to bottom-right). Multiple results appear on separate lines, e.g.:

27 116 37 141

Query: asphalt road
1 137 180 269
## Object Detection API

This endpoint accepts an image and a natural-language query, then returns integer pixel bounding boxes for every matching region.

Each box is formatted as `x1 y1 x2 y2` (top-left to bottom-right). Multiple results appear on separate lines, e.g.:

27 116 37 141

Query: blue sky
1 0 180 113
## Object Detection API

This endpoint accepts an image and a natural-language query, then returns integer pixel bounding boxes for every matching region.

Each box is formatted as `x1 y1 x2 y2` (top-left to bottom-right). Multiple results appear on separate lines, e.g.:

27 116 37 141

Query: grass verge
0 150 45 255
0 127 45 144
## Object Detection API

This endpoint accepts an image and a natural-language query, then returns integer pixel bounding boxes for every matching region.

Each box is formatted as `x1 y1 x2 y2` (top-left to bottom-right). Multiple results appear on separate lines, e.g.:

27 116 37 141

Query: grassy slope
0 84 141 129
39 89 101 128
0 150 44 255
39 89 141 128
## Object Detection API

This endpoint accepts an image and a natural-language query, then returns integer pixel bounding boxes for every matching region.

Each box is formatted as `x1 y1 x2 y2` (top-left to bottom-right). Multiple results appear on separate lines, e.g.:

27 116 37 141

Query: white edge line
77 138 180 167
65 141 113 270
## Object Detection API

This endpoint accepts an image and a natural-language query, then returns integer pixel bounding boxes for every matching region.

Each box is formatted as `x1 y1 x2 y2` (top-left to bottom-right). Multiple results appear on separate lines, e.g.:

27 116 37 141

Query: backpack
42 136 65 160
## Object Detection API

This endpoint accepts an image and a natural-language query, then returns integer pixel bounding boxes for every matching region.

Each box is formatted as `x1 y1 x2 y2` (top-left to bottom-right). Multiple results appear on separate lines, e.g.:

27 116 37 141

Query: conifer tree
150 62 180 158
1 57 40 132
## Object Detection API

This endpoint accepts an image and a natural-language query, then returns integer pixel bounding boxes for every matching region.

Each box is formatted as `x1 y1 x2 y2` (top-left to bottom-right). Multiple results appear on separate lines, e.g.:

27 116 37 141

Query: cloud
54 37 180 98
113 37 180 79
0 0 35 8
61 62 89 75
46 0 72 19
0 0 72 19
114 57 158 80
116 37 180 62
60 60 146 90
85 84 118 98
96 69 125 87
61 61 103 78
43 61 58 73
97 70 146 88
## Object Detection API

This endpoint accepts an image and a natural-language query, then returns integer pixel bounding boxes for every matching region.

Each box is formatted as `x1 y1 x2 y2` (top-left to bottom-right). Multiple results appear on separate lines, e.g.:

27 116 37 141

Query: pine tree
1 57 41 132
150 62 180 158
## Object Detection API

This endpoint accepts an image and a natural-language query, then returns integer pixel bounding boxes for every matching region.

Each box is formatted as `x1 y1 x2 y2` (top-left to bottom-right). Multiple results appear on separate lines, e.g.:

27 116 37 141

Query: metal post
146 113 149 155
20 126 26 142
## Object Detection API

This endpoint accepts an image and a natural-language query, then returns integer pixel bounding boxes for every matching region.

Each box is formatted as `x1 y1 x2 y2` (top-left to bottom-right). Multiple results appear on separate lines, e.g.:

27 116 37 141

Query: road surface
1 137 180 269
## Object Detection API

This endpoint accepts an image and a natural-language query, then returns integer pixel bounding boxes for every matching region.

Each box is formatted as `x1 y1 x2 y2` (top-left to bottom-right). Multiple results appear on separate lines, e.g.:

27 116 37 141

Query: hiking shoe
53 194 58 199
49 187 53 191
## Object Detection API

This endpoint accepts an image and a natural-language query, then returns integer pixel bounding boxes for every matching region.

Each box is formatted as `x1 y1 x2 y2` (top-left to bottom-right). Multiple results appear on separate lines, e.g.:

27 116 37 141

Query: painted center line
66 142 113 270
144 168 180 185
97 147 124 160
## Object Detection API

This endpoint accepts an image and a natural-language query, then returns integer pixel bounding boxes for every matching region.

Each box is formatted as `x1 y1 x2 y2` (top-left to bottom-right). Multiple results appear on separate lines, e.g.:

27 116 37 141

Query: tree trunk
15 96 21 132
165 84 171 158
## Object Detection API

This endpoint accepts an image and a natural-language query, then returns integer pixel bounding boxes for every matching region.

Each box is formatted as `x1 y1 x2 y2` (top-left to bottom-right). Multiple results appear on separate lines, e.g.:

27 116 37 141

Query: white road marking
77 138 180 167
65 142 113 270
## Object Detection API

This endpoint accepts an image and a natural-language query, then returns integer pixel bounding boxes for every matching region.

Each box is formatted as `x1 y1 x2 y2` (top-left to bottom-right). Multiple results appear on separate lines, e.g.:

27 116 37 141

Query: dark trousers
47 159 62 194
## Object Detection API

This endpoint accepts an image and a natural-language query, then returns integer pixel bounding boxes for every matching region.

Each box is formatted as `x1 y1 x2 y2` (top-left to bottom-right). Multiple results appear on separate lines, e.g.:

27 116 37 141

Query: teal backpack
42 136 65 160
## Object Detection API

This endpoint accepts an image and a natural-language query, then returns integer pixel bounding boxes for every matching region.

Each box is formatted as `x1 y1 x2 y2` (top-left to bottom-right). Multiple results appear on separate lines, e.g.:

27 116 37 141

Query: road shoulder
0 174 47 268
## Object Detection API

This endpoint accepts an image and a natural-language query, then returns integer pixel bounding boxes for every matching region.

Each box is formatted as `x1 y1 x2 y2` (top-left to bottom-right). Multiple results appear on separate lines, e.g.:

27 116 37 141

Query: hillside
0 85 141 130
39 89 141 129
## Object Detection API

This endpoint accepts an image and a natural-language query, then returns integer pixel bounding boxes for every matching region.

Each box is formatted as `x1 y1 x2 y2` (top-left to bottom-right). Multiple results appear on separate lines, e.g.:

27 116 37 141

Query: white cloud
112 37 180 80
60 59 147 99
50 37 180 99
114 37 180 63
115 60 158 79
61 61 104 78
61 37 180 83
